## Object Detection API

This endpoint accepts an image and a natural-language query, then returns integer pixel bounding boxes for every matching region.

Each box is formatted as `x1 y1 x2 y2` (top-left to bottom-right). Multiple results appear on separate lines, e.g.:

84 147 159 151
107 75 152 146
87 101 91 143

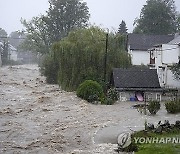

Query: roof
168 35 180 45
128 33 174 51
9 44 17 51
112 68 161 90
0 41 17 51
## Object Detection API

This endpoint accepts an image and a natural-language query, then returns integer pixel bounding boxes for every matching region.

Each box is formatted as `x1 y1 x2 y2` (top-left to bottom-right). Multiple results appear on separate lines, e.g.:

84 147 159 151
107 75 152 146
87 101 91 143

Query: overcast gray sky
0 0 180 35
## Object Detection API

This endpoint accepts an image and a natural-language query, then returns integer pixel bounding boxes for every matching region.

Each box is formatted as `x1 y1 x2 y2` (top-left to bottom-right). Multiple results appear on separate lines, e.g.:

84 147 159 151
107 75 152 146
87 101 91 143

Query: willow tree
52 26 131 91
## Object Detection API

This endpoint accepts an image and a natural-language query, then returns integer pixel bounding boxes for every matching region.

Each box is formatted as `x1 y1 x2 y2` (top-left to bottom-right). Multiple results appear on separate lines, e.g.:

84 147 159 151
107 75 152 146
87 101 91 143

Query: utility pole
104 33 108 83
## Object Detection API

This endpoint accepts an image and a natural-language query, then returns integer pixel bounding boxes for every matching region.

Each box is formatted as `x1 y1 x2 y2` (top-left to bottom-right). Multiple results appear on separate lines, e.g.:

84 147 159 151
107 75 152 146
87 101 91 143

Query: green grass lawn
132 129 180 154
136 143 180 154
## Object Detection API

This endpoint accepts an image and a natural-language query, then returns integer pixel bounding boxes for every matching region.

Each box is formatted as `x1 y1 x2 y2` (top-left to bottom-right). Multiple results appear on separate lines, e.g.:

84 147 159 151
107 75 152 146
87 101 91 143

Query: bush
147 101 160 115
100 88 119 105
76 80 104 103
165 100 180 114
101 97 114 105
40 55 59 84
107 88 119 101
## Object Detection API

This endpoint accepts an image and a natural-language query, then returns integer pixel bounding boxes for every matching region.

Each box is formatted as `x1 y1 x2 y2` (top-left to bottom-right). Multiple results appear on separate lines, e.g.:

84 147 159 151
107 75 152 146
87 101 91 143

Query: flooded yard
0 65 179 154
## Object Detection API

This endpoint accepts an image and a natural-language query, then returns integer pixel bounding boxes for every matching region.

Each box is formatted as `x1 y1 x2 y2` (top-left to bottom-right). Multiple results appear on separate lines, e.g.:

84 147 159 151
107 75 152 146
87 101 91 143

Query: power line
161 47 179 51
0 36 25 40
150 46 180 52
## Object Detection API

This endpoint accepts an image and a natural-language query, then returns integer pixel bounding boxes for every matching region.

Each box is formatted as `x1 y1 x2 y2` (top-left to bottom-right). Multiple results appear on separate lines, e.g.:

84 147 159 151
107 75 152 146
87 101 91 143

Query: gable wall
129 50 149 65
151 44 180 88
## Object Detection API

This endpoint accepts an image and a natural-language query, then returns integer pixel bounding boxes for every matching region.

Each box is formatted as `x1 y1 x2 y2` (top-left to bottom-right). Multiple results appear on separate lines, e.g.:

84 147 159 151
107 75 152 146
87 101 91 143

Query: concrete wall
162 44 179 64
150 44 180 88
9 50 18 61
129 50 149 65
166 69 180 88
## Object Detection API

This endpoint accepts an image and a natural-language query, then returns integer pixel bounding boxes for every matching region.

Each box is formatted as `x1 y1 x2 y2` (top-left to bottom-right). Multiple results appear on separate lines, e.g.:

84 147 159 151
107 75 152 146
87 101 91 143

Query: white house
148 35 180 88
8 44 18 61
128 33 174 65
0 41 18 63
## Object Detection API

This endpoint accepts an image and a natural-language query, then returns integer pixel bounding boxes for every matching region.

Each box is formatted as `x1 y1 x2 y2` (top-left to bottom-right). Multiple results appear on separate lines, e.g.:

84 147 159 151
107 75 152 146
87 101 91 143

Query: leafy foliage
101 97 115 105
1 41 9 65
9 31 25 49
0 28 7 41
165 100 180 113
45 0 90 42
21 0 90 54
107 88 119 101
40 54 59 84
76 80 104 103
21 16 52 54
147 101 160 115
178 15 180 32
133 0 178 34
171 63 180 80
100 88 119 105
52 26 131 91
132 129 180 154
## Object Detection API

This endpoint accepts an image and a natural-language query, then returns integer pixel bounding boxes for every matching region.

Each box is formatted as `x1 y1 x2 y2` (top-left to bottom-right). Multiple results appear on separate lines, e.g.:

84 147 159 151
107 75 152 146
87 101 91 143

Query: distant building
0 41 18 65
8 44 18 61
128 33 174 65
148 35 180 88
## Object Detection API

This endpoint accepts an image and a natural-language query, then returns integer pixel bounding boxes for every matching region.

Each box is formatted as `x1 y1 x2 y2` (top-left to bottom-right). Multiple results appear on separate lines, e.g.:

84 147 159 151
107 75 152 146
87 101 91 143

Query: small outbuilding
111 68 163 102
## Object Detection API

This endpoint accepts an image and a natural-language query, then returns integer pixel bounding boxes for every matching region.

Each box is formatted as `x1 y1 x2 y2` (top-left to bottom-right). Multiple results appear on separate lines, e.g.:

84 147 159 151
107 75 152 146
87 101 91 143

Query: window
147 93 153 101
156 93 161 102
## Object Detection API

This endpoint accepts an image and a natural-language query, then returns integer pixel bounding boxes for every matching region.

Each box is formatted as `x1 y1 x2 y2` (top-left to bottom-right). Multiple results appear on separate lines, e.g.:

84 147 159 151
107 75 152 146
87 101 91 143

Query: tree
44 0 90 42
133 0 178 35
177 14 180 33
21 16 50 54
49 26 131 91
118 20 128 35
21 0 90 54
0 28 8 65
171 60 180 80
0 28 7 41
9 31 25 49
1 41 9 65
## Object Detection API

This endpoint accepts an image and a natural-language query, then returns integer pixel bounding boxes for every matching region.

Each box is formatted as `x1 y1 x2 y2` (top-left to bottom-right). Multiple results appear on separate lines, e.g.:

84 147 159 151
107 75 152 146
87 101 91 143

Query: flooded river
0 65 179 154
